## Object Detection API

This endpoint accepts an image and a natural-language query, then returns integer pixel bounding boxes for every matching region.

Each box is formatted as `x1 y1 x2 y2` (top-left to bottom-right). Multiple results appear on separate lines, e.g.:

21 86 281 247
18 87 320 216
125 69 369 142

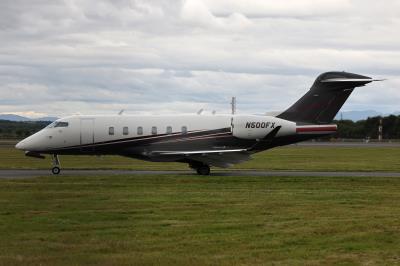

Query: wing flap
150 149 251 168
188 152 251 168
152 149 247 156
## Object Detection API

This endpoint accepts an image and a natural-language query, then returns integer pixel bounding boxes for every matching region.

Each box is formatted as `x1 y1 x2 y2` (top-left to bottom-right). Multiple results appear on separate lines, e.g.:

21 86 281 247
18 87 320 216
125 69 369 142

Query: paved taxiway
1 169 400 179
297 142 400 147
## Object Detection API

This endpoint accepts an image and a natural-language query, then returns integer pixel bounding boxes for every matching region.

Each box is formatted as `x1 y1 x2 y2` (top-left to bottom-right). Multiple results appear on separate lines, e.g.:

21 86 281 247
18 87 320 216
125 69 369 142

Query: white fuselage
15 114 297 152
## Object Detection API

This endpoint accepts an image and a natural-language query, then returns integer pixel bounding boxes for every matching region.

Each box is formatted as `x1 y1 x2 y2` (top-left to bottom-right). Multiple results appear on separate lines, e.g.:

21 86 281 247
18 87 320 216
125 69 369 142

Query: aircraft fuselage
16 114 335 160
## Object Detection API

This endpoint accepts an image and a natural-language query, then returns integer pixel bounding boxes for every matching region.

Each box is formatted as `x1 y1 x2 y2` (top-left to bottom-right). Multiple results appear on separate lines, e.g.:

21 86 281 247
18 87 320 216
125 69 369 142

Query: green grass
1 174 400 265
2 145 400 172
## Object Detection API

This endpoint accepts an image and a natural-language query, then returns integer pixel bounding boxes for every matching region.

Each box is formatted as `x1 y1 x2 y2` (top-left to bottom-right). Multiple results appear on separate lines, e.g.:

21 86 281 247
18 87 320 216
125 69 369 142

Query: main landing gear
189 162 211 175
196 165 210 175
51 154 61 175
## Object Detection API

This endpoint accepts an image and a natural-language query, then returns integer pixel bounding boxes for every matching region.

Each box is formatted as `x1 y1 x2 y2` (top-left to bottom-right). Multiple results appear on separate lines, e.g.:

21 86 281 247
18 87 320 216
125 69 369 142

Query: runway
1 169 400 179
296 142 400 147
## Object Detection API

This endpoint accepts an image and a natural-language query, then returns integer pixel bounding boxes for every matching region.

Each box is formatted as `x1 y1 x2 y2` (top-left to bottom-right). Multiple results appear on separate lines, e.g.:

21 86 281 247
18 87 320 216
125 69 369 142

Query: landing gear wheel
51 154 61 175
196 165 210 175
52 166 60 175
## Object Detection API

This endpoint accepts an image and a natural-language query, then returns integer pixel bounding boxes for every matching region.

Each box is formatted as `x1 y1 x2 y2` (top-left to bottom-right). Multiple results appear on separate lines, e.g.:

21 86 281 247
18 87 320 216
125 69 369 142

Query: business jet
16 71 380 175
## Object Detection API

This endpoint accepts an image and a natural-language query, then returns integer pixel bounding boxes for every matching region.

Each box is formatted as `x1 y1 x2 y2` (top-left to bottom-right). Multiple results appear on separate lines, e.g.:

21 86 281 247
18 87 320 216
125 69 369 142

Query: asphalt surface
1 169 400 179
296 142 400 147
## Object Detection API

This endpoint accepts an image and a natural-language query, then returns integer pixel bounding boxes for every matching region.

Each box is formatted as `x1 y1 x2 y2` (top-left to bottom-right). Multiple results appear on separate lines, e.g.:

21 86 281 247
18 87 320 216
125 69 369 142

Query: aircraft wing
151 149 251 168
150 126 283 167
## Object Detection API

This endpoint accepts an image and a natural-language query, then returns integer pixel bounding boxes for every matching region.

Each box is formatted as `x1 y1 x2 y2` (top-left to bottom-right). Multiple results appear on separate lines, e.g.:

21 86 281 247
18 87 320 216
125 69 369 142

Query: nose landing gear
51 154 61 175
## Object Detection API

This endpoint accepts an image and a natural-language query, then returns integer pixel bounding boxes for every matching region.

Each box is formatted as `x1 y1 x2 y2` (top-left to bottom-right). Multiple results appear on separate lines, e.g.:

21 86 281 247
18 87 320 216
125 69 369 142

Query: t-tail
277 71 382 125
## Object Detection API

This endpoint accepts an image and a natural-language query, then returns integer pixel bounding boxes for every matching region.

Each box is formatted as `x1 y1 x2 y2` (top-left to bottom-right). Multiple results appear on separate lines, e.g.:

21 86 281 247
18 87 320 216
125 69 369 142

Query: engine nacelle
232 115 296 140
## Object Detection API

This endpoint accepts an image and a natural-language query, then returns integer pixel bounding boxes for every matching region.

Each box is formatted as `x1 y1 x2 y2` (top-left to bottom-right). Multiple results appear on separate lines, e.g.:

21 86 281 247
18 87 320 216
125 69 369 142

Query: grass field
1 174 400 265
1 142 400 265
2 144 400 172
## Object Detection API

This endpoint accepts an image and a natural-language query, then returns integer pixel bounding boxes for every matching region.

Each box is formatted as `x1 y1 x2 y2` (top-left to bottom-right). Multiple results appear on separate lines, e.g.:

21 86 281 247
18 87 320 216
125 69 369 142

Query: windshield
46 121 69 128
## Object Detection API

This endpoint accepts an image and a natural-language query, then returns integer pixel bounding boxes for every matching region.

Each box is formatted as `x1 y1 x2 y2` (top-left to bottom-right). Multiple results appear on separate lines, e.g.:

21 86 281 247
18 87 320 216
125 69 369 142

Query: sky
1 0 400 118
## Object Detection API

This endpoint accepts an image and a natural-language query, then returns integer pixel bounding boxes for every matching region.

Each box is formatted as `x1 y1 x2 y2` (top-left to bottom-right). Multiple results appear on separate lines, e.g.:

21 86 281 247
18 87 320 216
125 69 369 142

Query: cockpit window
47 121 69 128
55 122 69 127
46 122 56 128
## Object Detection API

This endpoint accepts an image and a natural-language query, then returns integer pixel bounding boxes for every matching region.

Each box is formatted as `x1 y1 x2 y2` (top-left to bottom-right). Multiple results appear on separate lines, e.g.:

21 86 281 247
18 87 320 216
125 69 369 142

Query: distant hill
0 114 58 122
33 116 59 122
0 114 31 121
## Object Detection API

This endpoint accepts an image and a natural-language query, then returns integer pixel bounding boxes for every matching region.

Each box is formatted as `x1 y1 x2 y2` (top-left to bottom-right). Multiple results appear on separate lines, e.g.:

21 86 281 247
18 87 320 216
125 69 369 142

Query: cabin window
152 126 157 135
137 126 143 135
166 126 172 134
181 126 187 134
109 126 114 135
123 126 129 135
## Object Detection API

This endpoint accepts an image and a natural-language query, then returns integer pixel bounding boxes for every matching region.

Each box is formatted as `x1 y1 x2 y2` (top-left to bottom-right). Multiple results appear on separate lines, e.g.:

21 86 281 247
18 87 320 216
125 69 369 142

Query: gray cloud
0 0 399 117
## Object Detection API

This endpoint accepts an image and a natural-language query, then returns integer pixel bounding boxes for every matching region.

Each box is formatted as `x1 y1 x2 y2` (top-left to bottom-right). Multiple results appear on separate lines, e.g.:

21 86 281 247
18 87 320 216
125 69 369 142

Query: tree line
1 114 400 140
333 115 400 139
0 120 51 139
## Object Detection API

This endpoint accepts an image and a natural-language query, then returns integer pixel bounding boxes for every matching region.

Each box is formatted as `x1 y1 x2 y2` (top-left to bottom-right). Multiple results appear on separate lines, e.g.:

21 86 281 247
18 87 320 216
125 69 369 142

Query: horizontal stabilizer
321 78 385 83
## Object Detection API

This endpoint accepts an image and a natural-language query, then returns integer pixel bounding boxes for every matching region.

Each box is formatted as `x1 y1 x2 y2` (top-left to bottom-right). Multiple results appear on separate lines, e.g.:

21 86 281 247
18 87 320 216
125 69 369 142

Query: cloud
203 0 352 18
181 0 251 29
0 0 399 117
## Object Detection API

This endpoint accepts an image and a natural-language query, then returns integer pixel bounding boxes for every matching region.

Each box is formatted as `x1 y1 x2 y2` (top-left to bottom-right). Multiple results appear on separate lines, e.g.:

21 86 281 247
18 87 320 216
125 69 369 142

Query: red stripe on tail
296 126 337 133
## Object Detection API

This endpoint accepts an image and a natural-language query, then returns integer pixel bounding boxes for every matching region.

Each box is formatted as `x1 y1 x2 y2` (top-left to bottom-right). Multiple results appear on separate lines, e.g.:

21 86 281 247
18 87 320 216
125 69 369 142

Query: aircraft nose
15 131 46 152
15 140 26 150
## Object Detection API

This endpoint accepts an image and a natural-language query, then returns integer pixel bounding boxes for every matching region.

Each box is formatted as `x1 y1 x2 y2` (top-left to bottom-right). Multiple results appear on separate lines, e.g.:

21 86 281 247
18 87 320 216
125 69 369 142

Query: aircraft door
80 119 94 145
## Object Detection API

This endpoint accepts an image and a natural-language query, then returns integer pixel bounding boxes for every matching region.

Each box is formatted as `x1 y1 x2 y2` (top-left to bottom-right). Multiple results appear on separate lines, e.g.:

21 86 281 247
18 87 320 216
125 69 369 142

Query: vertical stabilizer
277 72 378 124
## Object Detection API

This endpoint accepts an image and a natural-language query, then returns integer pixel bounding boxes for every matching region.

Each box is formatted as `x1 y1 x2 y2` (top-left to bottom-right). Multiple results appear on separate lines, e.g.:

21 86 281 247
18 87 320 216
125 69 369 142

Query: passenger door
80 119 94 145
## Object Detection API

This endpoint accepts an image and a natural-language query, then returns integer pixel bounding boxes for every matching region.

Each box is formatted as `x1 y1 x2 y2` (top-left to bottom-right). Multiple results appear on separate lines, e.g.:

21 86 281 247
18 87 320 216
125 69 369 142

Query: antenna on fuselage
118 109 125 115
230 96 236 130
197 108 204 115
231 96 236 115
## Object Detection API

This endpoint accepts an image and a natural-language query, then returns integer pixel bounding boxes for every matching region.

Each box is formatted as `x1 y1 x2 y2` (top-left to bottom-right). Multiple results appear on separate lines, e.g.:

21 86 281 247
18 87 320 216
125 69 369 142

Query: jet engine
232 115 296 140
